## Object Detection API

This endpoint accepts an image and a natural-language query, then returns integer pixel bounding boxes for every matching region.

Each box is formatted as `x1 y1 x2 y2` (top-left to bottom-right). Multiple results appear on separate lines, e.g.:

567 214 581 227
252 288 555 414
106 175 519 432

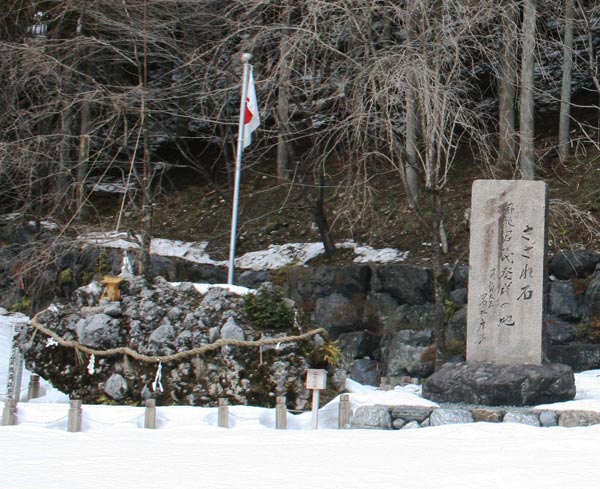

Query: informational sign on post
305 369 327 429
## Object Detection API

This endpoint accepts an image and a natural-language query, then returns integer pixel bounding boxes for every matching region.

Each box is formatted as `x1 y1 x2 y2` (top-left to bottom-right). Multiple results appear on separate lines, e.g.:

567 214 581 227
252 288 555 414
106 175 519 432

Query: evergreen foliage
242 287 295 330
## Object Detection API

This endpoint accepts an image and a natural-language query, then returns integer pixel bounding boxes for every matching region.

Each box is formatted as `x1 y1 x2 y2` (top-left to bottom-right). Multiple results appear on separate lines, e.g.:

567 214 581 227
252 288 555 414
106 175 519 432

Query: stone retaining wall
350 404 600 430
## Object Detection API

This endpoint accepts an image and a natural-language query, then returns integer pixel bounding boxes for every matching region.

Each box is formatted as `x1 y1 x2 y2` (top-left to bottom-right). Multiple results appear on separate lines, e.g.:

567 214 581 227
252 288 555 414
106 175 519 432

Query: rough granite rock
75 314 122 348
430 408 473 426
349 359 379 386
381 329 435 378
220 317 245 341
370 264 433 305
422 362 576 406
401 421 421 430
350 405 392 430
548 281 584 322
558 410 600 427
104 373 128 401
337 330 378 360
503 412 540 427
546 344 600 372
389 406 435 423
392 418 407 429
472 409 504 423
549 251 600 280
312 292 361 337
538 410 559 427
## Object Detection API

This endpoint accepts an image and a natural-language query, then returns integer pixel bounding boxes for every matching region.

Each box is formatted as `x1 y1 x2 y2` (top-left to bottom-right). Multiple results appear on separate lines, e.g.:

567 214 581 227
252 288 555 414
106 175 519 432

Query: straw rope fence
29 314 326 364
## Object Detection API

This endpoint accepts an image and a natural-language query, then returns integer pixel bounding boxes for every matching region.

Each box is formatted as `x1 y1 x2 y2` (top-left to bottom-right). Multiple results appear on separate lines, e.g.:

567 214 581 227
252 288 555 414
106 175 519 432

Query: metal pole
227 53 253 285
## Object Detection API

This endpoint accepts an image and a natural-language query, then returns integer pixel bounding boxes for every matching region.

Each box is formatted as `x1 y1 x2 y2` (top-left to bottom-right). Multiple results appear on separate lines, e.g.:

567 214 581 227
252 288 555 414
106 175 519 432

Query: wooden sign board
305 369 327 390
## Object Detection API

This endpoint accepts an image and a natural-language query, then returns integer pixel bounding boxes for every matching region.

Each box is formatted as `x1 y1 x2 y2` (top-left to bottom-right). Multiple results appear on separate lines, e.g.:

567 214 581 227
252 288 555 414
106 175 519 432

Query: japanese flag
243 69 260 148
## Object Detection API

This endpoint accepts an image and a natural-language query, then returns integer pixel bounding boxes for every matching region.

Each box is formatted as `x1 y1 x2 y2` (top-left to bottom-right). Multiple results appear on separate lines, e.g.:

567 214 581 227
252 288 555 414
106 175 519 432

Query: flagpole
227 53 252 285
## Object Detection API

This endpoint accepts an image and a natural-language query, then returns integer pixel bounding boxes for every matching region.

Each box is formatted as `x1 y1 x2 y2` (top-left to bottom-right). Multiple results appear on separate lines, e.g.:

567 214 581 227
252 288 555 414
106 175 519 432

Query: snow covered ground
3 311 600 488
78 231 410 270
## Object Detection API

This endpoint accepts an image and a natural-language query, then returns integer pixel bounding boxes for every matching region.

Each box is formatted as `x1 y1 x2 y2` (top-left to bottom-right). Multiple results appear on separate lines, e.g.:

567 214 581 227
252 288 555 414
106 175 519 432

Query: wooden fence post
275 396 287 430
144 399 157 429
338 394 351 429
2 400 18 426
218 398 229 428
67 399 82 432
6 340 23 402
27 374 41 401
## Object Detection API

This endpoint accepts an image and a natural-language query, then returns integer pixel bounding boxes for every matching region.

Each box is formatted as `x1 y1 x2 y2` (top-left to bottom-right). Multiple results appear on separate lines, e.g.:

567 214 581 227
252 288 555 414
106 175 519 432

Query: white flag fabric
243 69 260 148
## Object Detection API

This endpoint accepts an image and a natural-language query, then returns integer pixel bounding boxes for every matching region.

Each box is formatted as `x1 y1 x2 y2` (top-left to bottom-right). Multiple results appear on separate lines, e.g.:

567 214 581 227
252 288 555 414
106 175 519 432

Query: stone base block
422 362 575 407
350 405 392 430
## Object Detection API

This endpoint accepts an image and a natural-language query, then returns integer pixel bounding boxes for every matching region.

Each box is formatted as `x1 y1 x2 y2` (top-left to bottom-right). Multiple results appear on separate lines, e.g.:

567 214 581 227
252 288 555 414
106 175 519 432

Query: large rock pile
17 277 326 409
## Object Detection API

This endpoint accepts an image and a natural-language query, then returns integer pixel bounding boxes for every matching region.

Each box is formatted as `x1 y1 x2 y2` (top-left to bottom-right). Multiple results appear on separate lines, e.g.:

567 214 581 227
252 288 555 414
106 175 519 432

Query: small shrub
575 318 600 343
319 341 342 367
10 295 32 314
243 287 295 330
59 268 73 284
444 298 460 323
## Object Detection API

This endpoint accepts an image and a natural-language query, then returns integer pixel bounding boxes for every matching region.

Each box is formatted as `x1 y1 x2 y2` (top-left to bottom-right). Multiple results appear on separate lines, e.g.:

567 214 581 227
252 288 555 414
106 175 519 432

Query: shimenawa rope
29 315 325 364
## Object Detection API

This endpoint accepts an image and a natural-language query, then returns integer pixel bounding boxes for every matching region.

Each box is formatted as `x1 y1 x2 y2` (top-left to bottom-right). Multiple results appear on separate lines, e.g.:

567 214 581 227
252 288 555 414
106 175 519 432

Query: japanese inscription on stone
466 180 547 365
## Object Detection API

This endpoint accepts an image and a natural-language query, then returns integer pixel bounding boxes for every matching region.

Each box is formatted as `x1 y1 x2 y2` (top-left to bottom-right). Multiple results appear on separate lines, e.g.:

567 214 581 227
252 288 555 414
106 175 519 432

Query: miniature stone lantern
100 276 125 302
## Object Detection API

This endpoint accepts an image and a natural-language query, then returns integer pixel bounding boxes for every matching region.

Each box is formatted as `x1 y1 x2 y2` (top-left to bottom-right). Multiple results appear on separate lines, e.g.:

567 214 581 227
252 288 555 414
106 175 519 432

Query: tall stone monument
423 180 576 406
466 179 547 364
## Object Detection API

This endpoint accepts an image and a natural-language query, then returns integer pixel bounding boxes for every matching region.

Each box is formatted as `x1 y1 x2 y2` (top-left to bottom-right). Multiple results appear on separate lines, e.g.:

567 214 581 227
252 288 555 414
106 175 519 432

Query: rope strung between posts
29 315 326 364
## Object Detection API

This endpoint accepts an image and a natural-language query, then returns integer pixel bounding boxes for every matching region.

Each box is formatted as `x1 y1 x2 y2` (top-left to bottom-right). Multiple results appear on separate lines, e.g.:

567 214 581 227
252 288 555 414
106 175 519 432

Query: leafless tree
519 0 537 180
497 3 519 169
559 0 576 162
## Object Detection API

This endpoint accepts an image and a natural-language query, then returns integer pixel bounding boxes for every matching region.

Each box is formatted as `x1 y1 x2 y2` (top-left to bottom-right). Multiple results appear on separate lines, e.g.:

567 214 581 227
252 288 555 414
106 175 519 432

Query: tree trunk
140 0 153 279
76 94 91 222
58 102 73 214
404 5 421 205
498 3 518 167
559 0 575 162
308 165 336 258
519 0 537 180
140 106 153 279
431 191 447 370
276 27 292 183
405 86 421 206
582 10 600 142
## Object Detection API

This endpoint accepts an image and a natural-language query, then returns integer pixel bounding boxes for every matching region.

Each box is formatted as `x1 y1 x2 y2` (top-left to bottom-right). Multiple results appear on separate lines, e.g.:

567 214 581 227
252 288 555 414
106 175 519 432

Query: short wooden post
305 369 327 430
144 399 157 429
275 396 287 430
2 400 18 426
218 398 229 428
27 374 41 401
380 376 394 390
311 389 320 430
67 399 82 433
6 341 24 402
338 394 351 429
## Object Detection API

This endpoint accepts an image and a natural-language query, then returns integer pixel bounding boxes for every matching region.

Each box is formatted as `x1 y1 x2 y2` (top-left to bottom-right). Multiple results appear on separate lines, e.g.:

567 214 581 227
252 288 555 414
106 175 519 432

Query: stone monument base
422 362 576 407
